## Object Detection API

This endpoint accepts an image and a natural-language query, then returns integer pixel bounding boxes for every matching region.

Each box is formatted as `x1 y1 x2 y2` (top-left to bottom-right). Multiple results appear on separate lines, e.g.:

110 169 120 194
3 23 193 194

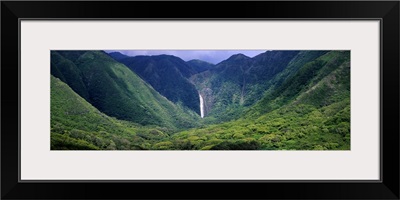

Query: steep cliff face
189 51 330 123
199 87 214 117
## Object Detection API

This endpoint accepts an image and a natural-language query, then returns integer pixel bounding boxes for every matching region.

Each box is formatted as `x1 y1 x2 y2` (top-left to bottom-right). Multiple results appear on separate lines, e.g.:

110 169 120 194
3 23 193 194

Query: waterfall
199 93 204 118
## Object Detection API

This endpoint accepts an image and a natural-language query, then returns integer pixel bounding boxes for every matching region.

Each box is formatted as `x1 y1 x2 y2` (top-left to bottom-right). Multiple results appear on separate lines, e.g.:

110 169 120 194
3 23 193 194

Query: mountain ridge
51 50 200 129
186 59 215 73
190 50 311 122
110 53 201 114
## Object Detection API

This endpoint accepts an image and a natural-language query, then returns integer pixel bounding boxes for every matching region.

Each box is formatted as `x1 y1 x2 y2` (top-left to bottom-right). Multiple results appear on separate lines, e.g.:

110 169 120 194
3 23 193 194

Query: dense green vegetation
51 75 178 150
190 51 329 124
51 51 200 129
186 59 215 73
160 101 350 150
51 50 350 150
111 54 201 114
247 51 349 116
160 51 350 150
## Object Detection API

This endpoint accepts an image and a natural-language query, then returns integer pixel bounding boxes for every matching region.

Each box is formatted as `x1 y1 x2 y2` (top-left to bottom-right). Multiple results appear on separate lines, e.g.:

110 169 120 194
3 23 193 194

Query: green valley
51 50 350 150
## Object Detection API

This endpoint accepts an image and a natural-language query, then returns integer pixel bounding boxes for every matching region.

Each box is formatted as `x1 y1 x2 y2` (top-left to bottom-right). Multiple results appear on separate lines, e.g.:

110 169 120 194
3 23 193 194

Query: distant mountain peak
108 52 129 60
109 51 125 55
133 54 185 63
187 59 215 66
187 59 215 73
227 53 250 61
215 53 251 66
152 54 174 58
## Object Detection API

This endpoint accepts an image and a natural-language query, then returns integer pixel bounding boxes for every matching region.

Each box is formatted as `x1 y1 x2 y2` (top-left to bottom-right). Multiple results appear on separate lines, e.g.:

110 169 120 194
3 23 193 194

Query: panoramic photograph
50 50 350 150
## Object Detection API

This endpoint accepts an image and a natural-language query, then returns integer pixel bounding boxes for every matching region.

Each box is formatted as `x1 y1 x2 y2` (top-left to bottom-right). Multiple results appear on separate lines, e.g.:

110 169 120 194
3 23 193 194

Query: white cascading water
199 93 204 118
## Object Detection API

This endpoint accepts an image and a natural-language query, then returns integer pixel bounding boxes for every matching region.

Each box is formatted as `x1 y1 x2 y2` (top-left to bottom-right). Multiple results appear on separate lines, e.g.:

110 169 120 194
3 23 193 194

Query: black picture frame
1 1 399 199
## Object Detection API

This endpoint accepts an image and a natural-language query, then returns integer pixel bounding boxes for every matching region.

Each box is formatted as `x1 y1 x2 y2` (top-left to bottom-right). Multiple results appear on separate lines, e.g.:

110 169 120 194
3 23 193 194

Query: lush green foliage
51 75 190 150
111 54 201 114
247 51 350 116
51 50 350 150
190 51 328 124
150 51 350 150
51 51 200 129
159 101 350 150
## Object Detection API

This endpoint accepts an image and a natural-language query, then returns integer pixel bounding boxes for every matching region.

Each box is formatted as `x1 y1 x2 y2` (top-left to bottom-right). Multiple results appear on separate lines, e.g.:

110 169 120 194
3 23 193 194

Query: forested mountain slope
190 50 329 123
51 75 181 150
51 51 199 129
111 54 201 114
154 51 350 150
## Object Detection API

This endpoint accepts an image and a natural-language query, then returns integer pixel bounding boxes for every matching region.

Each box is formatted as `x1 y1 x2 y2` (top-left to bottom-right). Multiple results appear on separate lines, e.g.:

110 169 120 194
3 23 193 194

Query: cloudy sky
104 50 267 64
